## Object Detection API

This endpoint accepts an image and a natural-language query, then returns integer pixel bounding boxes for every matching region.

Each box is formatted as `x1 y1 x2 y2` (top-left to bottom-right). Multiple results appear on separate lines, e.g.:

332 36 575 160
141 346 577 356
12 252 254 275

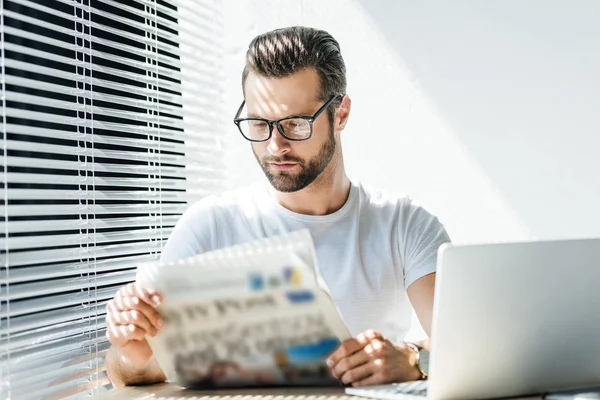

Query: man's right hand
106 282 164 366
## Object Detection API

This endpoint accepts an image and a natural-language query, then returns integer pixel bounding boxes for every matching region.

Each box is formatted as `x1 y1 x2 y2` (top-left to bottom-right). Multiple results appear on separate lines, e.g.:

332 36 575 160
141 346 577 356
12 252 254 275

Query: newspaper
136 230 351 388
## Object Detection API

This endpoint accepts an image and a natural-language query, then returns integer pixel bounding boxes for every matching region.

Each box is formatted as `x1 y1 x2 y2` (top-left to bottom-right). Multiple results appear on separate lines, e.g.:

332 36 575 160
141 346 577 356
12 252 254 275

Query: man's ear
335 94 351 133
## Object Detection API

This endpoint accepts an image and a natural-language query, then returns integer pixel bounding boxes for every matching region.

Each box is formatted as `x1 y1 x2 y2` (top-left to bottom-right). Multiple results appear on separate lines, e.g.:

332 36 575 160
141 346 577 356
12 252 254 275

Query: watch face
419 349 430 375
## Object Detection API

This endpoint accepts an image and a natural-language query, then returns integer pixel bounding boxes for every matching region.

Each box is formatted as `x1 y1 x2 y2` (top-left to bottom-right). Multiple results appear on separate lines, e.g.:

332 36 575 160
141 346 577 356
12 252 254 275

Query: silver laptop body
348 238 600 400
427 238 600 399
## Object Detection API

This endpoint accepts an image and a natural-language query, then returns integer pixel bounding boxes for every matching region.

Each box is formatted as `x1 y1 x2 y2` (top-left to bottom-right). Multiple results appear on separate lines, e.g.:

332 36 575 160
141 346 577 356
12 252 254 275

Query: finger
364 339 385 357
106 309 157 337
112 296 164 331
340 362 375 385
326 338 366 368
106 324 146 346
327 330 386 368
331 349 371 379
355 331 370 346
122 282 162 307
351 368 386 387
133 283 163 307
364 329 384 341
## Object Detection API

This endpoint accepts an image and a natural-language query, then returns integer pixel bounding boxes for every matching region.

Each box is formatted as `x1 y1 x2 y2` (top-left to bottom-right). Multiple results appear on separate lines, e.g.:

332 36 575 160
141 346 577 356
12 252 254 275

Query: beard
253 125 337 193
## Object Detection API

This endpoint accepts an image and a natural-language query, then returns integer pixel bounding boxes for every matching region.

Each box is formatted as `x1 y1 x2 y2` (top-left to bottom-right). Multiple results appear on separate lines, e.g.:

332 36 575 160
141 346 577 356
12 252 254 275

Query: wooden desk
93 383 357 400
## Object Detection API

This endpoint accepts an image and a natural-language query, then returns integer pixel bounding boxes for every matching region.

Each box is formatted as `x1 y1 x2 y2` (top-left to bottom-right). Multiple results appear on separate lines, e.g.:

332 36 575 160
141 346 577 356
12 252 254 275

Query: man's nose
266 124 290 156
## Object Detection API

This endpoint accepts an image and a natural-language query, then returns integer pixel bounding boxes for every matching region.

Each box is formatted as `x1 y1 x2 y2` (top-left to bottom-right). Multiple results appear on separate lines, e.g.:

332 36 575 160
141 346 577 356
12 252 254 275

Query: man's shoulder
355 182 440 224
355 181 412 208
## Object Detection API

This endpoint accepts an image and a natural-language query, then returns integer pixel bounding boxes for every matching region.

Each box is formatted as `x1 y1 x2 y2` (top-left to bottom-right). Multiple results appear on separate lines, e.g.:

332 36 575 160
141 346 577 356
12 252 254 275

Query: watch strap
405 342 428 380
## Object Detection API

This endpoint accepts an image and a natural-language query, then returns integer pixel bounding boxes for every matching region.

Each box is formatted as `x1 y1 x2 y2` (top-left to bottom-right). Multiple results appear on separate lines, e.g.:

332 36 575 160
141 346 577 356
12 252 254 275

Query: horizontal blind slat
90 0 220 51
4 228 173 251
5 138 189 164
3 12 213 71
4 122 221 152
5 203 188 217
3 141 221 166
5 75 187 118
4 92 186 129
1 270 137 301
4 108 215 142
11 0 184 52
3 302 109 334
2 255 153 283
2 287 119 318
3 23 184 70
96 0 181 32
9 329 107 365
1 156 197 178
6 319 107 352
2 42 184 92
5 240 166 268
2 157 225 181
9 339 110 374
3 24 189 72
4 215 178 234
5 173 188 190
2 188 191 201
2 7 182 58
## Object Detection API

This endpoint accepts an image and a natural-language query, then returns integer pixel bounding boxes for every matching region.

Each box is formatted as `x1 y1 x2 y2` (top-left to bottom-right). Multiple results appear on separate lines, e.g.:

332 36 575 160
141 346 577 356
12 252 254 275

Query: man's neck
267 159 351 216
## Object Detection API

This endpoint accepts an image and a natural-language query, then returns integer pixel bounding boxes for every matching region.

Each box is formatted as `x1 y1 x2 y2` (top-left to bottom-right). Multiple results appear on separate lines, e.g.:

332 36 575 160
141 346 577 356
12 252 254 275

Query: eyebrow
246 110 314 119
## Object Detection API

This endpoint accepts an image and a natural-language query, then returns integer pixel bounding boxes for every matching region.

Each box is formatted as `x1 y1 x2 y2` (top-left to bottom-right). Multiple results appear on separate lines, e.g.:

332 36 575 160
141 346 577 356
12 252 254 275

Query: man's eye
283 120 306 129
251 121 268 128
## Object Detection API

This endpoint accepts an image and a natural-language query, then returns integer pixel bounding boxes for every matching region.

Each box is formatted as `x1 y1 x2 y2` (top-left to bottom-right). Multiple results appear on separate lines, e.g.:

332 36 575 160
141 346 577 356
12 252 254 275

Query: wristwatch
405 342 429 380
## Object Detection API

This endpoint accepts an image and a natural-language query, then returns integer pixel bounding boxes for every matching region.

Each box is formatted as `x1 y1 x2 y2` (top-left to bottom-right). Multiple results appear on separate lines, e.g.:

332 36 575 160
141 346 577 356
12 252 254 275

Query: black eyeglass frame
233 94 344 142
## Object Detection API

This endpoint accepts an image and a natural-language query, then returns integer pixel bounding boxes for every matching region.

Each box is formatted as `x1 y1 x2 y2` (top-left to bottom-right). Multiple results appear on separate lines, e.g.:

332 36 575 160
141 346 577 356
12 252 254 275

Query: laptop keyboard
345 380 429 399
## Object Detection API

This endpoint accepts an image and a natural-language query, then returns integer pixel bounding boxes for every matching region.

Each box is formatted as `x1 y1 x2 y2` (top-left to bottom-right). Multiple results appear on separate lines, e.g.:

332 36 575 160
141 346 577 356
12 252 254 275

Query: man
105 26 450 388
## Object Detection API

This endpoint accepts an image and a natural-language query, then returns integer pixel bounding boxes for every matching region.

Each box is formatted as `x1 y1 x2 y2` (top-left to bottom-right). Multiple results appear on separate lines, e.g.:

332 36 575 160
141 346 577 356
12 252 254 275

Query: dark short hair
242 26 346 114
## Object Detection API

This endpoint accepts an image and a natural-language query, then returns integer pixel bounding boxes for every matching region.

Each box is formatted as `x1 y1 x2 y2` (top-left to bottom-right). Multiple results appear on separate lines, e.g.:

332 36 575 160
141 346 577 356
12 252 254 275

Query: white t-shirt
160 181 450 343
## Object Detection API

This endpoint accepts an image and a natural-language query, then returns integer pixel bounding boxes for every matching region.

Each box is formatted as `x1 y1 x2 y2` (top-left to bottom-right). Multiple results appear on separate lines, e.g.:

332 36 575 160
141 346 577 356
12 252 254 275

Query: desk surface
93 383 357 400
93 383 600 400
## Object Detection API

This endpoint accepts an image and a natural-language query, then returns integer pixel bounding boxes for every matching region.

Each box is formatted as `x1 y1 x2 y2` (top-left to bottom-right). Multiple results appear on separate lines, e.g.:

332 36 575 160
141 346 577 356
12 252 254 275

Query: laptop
346 238 600 400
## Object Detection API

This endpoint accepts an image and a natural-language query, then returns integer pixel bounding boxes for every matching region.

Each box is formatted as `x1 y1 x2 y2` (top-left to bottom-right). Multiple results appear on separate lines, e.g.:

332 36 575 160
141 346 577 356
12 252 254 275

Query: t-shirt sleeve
159 196 217 263
399 201 451 289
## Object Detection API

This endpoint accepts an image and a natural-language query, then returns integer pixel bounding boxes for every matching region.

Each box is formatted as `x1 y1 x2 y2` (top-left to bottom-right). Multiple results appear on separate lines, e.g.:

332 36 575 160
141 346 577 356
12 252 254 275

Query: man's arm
325 273 436 386
105 346 166 387
106 199 216 386
327 204 446 385
104 282 167 387
326 330 422 386
406 272 436 340
401 201 450 346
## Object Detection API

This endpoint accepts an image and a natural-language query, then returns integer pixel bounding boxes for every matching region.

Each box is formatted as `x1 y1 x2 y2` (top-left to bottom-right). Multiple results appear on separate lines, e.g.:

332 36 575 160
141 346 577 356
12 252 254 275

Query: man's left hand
326 330 421 387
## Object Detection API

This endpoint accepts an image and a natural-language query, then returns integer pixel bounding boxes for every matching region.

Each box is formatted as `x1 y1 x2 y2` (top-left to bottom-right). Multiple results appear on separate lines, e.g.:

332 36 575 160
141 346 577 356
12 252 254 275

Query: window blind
0 0 227 398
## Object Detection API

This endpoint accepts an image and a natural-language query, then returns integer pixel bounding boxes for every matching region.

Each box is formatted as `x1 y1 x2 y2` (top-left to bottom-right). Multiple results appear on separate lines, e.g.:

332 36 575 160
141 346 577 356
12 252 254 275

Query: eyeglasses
233 94 343 142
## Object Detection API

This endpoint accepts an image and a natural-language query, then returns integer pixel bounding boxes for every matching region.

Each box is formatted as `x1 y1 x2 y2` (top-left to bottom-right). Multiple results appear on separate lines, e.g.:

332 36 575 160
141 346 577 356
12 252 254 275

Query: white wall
212 0 600 244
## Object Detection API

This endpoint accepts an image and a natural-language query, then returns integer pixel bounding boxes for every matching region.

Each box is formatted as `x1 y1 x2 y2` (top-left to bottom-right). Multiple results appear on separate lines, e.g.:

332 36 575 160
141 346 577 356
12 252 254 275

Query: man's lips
269 162 299 170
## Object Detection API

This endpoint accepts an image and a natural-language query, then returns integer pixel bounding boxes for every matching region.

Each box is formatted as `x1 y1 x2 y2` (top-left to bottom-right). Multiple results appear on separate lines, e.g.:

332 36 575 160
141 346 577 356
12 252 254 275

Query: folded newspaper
136 229 351 388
